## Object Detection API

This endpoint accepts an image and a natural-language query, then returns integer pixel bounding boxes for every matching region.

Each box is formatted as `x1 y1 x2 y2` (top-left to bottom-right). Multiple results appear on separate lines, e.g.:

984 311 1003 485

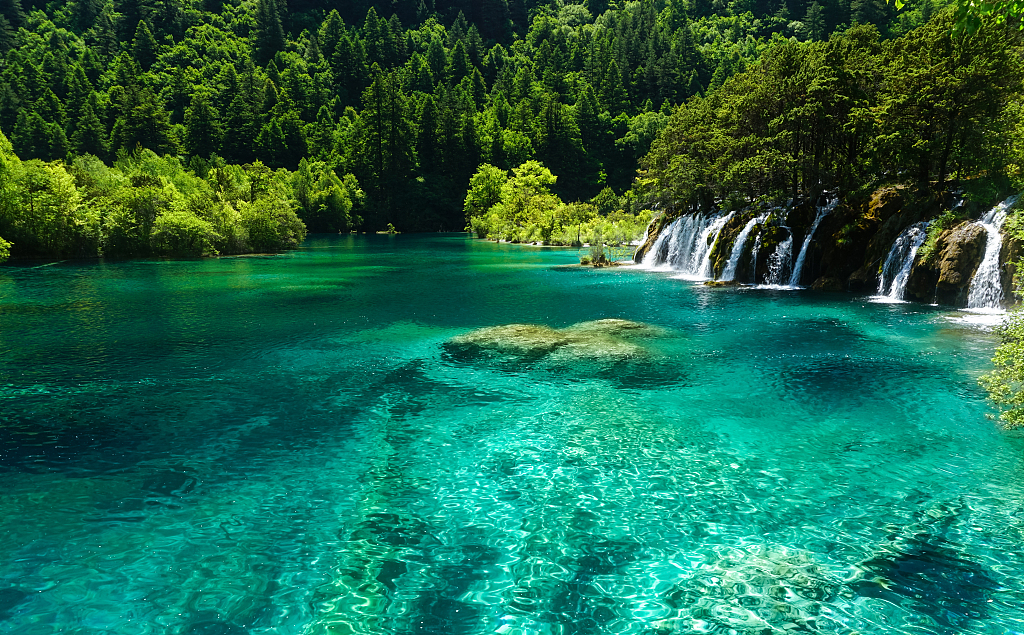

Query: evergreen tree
803 1 826 40
72 93 109 158
254 0 285 64
356 64 415 227
11 109 69 160
110 85 179 155
184 91 223 157
90 4 120 60
131 19 158 69
0 0 24 31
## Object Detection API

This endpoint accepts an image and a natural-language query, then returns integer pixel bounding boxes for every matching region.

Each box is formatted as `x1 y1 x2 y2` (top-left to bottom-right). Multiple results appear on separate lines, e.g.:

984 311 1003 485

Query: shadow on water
0 587 28 620
0 412 147 474
780 356 939 407
185 620 248 635
849 533 998 631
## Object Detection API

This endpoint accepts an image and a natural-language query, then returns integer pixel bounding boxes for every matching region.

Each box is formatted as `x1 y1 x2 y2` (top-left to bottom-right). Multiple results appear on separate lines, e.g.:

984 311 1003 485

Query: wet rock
810 276 843 291
751 224 792 284
906 221 986 305
850 190 946 293
633 213 674 262
708 212 755 279
868 187 907 224
847 264 878 291
704 280 742 287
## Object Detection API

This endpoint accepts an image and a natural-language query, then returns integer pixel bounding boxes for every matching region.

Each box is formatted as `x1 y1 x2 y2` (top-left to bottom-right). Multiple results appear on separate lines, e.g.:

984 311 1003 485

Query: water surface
1 235 1022 635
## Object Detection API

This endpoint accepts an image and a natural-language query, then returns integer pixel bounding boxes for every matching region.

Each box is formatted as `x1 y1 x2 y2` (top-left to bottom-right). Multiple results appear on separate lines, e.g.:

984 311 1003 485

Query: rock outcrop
633 213 673 263
904 222 986 305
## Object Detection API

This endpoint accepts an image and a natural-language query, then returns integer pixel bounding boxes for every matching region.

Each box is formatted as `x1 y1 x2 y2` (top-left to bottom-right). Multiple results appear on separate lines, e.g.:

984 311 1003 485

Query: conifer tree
803 1 826 39
131 19 158 69
184 91 223 157
0 0 24 31
110 85 178 155
254 0 285 64
426 35 446 79
91 4 120 60
72 93 109 158
319 10 345 57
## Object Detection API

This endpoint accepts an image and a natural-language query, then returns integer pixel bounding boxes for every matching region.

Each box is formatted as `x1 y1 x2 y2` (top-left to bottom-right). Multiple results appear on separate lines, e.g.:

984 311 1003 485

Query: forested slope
0 0 950 260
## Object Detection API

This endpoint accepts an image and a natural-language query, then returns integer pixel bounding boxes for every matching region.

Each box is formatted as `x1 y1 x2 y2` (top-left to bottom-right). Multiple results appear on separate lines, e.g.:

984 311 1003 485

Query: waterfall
749 232 762 283
876 222 928 301
721 215 763 281
966 196 1018 310
788 201 836 287
641 218 677 266
694 212 735 279
764 233 793 286
670 215 711 271
641 212 734 279
643 216 704 269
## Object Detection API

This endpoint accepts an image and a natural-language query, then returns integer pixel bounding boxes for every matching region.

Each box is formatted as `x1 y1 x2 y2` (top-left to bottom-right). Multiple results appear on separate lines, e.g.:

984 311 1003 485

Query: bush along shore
0 132 364 262
464 160 652 259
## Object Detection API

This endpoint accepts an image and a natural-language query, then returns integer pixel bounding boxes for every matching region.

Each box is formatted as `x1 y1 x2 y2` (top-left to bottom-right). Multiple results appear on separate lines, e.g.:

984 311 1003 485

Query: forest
0 0 971 260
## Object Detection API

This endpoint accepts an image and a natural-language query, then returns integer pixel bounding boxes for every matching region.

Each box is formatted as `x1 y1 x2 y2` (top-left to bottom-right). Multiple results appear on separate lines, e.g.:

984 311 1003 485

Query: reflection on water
0 235 1021 634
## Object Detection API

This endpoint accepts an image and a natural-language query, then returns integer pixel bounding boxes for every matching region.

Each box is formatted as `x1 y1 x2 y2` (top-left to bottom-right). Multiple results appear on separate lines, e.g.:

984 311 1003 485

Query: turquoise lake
2 234 1024 635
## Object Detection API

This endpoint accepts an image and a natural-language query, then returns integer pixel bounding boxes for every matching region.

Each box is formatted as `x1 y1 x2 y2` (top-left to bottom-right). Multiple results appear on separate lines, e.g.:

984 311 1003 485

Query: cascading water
721 215 764 281
749 232 762 282
788 201 836 287
694 212 735 279
641 218 677 266
876 222 928 301
641 212 734 279
966 196 1019 310
764 234 793 286
643 216 700 269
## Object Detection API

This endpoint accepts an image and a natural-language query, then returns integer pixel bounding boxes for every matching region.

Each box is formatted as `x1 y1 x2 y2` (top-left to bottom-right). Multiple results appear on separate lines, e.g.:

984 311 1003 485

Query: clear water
2 235 1023 635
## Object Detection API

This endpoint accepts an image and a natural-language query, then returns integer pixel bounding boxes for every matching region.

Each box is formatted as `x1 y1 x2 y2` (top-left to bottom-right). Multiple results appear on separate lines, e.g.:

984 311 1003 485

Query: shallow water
1 235 1023 635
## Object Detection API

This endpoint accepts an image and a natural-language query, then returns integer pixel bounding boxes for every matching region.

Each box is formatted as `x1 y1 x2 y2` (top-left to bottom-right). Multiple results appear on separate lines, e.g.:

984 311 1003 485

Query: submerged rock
655 545 841 635
703 280 742 287
444 319 663 362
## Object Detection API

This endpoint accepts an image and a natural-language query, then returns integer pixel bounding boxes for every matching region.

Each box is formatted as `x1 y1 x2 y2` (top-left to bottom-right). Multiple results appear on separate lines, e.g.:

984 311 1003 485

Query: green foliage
291 158 362 233
0 131 329 260
467 160 651 246
980 310 1024 428
887 0 1024 33
151 209 221 256
642 15 1023 213
238 196 306 252
0 235 9 262
464 164 508 229
0 0 1015 248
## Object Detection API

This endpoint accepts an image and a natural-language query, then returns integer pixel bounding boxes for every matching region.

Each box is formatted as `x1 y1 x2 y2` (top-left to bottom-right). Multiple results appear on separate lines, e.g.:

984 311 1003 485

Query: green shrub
238 197 306 252
151 210 221 256
981 310 1024 428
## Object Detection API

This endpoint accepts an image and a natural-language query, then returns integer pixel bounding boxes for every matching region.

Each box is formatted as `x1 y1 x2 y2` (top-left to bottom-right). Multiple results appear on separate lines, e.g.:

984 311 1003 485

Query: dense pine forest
0 0 1018 260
